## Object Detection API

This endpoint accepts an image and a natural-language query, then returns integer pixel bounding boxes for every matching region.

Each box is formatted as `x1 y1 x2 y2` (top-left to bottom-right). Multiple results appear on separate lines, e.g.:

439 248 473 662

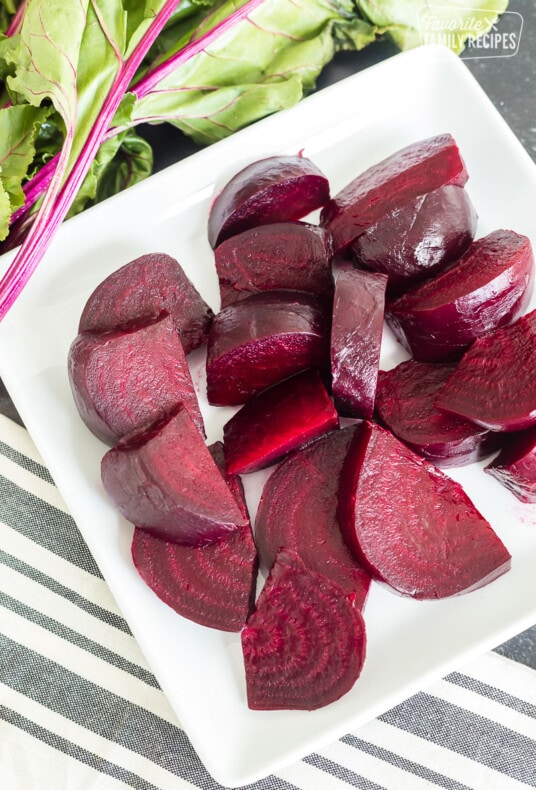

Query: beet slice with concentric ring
241 548 366 711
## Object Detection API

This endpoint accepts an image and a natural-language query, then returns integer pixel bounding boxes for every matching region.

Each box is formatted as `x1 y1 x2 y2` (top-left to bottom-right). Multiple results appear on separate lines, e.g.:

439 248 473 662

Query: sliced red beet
223 369 339 475
386 229 534 362
101 406 249 546
254 425 371 608
320 134 468 254
435 308 536 432
68 313 204 445
375 359 504 467
485 427 536 503
214 221 334 308
208 440 250 522
78 252 213 354
207 155 330 248
352 185 477 293
337 421 511 599
330 268 387 418
206 290 330 406
241 547 366 711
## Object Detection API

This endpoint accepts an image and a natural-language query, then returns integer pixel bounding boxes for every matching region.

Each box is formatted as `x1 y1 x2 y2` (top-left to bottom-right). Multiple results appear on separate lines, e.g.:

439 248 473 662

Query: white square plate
1 44 536 787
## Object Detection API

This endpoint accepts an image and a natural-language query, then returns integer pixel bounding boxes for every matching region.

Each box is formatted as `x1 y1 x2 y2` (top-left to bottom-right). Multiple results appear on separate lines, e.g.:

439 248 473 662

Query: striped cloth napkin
0 412 535 790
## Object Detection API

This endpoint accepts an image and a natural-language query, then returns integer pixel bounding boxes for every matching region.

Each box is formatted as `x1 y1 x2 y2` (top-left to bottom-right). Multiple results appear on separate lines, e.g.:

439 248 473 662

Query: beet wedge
68 313 204 445
101 406 249 546
206 290 329 406
337 421 511 599
386 229 534 362
78 252 213 355
207 155 330 248
242 548 366 711
435 308 536 432
375 359 503 467
485 427 536 503
320 134 468 254
330 269 387 418
214 221 334 308
254 425 371 609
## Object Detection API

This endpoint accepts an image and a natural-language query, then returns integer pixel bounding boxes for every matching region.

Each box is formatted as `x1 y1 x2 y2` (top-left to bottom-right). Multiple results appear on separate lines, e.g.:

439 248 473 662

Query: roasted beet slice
352 185 477 293
78 252 213 354
214 221 334 308
330 269 387 418
101 406 249 546
68 313 204 445
435 308 536 432
386 229 534 362
375 359 503 467
254 425 371 608
207 155 330 248
485 428 536 503
337 421 511 599
241 548 366 710
320 134 468 253
223 369 339 474
208 440 250 522
206 290 329 406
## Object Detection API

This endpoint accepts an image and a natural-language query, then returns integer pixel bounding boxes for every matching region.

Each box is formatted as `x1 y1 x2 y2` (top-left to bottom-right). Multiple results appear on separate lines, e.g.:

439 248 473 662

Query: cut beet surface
254 425 371 609
375 359 504 467
209 440 250 522
207 154 330 248
68 313 204 445
337 421 511 599
485 427 536 503
101 406 249 546
352 184 477 293
386 229 534 362
330 268 387 418
435 308 536 432
78 252 214 355
214 221 334 308
320 134 468 254
223 369 339 475
241 548 366 711
206 290 330 406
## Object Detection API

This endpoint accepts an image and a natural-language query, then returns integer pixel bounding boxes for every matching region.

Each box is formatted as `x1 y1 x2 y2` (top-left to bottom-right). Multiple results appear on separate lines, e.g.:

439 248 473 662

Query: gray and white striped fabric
0 412 535 790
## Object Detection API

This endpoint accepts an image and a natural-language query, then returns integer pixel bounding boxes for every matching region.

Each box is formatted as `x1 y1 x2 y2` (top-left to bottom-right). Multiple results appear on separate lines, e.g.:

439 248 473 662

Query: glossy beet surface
375 359 503 467
223 369 339 474
485 427 536 503
78 252 213 354
352 185 477 293
101 407 249 546
68 314 204 445
206 290 329 405
386 229 534 362
214 221 334 308
254 425 371 608
337 422 511 599
435 308 536 432
320 134 468 253
207 155 330 248
241 548 366 710
330 269 387 418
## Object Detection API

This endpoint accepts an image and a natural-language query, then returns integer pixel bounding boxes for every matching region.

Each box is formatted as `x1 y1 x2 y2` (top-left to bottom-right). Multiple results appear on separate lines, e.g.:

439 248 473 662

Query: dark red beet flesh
68 314 204 445
254 425 371 608
386 229 534 362
485 427 536 503
206 290 330 406
214 221 334 308
78 252 214 354
337 421 511 599
223 369 339 475
101 406 249 546
352 185 477 293
320 134 468 253
207 155 330 248
241 548 366 710
330 269 387 418
435 308 536 432
375 359 504 467
208 440 250 522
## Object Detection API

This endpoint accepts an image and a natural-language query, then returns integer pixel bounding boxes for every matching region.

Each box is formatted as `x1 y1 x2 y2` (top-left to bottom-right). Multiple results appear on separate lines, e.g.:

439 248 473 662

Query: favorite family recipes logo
418 7 523 58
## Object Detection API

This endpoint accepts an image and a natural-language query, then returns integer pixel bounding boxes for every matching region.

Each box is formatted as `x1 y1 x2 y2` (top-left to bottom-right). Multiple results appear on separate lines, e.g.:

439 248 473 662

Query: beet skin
485 427 536 503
